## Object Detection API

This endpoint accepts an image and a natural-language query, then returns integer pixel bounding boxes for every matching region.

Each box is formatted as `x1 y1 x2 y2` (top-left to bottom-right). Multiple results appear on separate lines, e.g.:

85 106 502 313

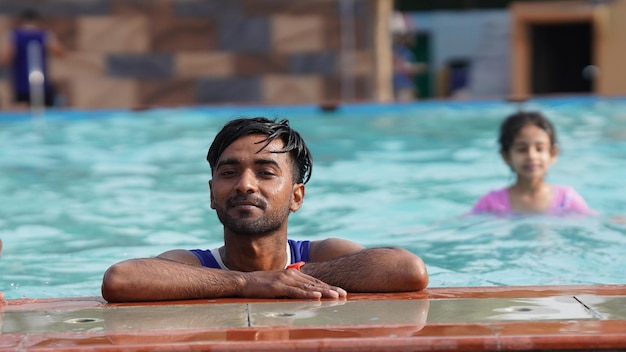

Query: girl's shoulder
552 184 574 192
550 184 593 214
481 187 510 201
551 184 582 199
472 187 511 213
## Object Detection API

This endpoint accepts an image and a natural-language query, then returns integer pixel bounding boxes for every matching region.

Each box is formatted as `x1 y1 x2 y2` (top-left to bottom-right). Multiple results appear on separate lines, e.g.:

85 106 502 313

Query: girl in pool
472 111 592 216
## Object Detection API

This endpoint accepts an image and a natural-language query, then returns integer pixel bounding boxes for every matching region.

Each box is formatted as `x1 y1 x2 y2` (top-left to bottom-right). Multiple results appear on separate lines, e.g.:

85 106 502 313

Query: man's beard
215 197 291 237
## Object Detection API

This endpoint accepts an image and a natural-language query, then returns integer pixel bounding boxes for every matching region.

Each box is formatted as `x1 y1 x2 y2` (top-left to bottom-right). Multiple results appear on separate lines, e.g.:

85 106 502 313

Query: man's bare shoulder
309 238 365 262
158 249 202 266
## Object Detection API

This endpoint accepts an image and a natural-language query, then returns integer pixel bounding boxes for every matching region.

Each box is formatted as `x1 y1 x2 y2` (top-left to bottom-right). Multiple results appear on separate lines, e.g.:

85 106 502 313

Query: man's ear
290 183 305 212
209 180 216 209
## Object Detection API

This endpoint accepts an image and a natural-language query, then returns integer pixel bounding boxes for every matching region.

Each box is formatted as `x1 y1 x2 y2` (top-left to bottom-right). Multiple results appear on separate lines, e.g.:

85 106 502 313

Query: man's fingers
297 280 346 298
244 270 347 299
281 272 346 299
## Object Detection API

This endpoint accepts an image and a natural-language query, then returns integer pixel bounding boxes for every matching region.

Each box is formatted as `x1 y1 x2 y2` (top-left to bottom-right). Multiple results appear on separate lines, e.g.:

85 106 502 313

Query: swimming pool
1 97 625 299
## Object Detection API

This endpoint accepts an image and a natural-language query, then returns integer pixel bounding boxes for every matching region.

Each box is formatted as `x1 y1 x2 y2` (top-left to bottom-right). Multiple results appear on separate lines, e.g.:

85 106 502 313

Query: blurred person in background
392 32 426 102
0 8 64 108
390 11 426 102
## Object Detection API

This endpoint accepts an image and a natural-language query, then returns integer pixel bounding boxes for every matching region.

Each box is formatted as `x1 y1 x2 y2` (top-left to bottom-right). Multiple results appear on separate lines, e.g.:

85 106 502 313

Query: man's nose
236 169 258 193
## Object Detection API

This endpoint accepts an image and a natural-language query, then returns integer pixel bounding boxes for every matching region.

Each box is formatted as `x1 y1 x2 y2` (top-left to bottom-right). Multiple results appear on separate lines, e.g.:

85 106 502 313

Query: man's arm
304 238 428 293
101 250 346 303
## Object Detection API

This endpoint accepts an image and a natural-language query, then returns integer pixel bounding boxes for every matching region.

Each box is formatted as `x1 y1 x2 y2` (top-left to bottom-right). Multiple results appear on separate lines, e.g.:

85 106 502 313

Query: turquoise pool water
1 97 625 299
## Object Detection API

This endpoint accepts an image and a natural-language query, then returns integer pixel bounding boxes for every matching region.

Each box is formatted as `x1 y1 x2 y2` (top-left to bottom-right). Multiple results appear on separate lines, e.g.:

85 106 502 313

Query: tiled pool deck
1 285 625 351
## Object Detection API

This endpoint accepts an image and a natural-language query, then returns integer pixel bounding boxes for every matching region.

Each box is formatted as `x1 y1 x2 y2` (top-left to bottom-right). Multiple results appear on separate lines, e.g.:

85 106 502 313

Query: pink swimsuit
471 185 592 216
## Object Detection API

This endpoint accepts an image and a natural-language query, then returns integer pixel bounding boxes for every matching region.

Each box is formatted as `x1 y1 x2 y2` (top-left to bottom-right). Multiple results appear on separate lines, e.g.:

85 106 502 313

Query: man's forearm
301 247 428 293
101 258 244 302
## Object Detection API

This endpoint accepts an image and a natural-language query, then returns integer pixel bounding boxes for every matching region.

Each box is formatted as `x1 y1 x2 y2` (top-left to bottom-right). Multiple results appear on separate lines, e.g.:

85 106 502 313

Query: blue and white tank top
190 239 311 269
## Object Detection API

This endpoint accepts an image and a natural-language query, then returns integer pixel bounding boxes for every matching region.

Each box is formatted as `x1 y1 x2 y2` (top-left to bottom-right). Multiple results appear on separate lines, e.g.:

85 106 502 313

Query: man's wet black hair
499 111 557 154
207 117 312 184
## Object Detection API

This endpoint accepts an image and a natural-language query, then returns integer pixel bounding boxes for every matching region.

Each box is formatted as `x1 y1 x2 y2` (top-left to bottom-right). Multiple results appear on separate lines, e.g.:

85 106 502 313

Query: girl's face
501 123 559 182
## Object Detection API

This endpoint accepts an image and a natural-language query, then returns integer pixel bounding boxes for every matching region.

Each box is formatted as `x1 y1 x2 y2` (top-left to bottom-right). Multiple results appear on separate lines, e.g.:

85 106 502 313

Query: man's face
209 134 304 236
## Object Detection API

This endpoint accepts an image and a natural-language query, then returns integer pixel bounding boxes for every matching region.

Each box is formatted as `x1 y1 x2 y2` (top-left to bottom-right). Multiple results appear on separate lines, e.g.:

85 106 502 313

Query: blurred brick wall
0 0 378 110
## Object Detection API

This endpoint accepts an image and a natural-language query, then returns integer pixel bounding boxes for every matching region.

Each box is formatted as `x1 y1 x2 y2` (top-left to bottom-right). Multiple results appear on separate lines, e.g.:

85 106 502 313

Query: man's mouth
227 197 266 210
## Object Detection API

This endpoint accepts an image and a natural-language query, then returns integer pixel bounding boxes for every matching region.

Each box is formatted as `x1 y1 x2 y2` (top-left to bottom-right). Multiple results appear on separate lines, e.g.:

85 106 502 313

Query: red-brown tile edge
332 284 626 301
34 323 495 343
3 296 107 311
0 333 27 350
17 336 503 352
499 334 626 351
12 335 626 352
496 320 626 335
12 328 502 352
9 322 626 351
424 284 626 299
3 284 625 311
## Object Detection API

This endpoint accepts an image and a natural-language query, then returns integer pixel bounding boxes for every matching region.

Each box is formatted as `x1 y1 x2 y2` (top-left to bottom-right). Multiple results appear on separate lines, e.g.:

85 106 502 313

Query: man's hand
240 270 347 299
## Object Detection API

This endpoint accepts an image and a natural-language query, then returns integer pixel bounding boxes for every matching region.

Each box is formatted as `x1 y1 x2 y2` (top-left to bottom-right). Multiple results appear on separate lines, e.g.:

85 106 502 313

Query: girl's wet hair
498 111 557 154
207 117 312 184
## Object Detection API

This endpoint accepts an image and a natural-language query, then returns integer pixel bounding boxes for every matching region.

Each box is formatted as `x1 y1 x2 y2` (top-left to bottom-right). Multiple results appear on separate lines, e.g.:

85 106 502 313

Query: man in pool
101 117 428 302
